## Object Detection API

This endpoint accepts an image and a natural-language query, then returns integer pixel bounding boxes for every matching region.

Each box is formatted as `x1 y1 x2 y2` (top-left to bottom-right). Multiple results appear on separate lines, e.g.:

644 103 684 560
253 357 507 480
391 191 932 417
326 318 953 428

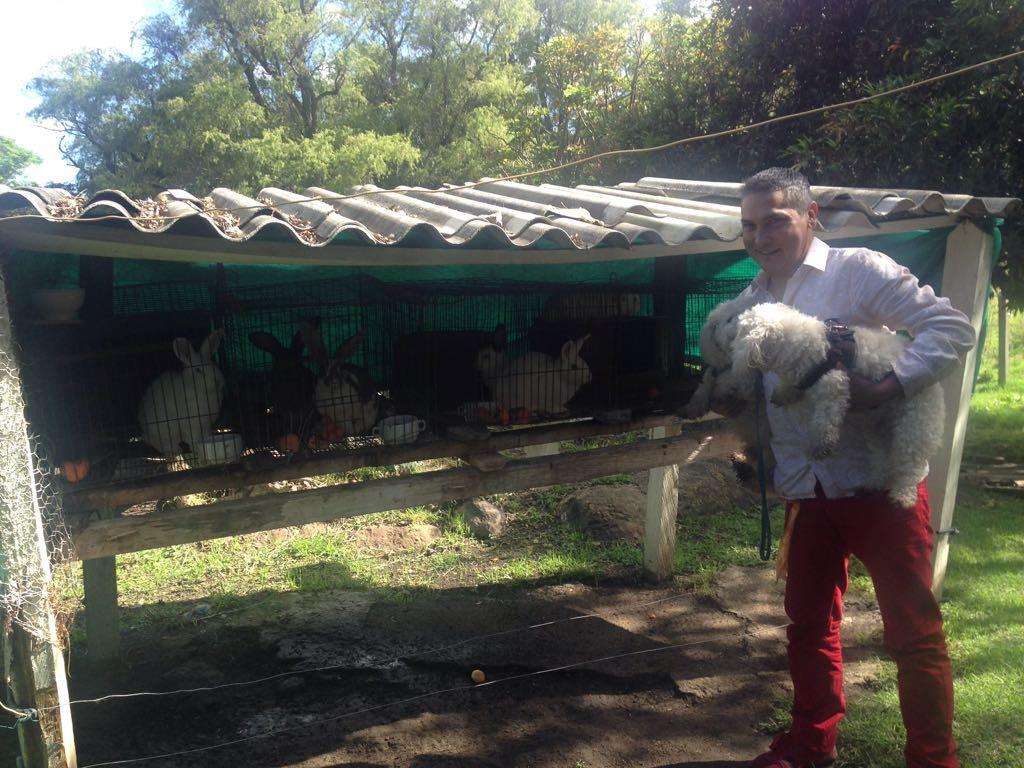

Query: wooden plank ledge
64 412 716 509
68 431 701 561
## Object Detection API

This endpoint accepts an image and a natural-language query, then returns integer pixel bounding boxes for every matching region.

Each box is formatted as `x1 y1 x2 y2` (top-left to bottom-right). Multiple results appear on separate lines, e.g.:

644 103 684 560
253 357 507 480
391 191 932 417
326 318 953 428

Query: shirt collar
752 237 829 288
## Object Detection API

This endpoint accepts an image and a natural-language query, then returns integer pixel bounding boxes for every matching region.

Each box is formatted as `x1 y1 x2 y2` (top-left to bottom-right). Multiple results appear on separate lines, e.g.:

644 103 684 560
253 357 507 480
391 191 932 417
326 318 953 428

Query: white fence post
929 221 994 598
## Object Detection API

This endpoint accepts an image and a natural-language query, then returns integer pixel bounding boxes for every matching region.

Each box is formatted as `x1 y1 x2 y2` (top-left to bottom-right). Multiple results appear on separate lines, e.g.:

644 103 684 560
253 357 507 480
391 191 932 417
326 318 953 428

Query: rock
679 456 759 515
354 523 440 551
559 484 646 543
456 499 505 540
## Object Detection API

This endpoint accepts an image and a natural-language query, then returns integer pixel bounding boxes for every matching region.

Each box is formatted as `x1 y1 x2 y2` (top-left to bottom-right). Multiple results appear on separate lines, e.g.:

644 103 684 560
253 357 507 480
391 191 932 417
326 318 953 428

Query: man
726 168 975 768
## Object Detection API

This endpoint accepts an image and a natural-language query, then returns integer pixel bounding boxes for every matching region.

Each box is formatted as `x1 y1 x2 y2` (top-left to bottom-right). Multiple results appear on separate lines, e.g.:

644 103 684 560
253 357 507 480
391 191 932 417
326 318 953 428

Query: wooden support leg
998 287 1009 389
82 555 119 662
930 221 995 598
644 423 682 582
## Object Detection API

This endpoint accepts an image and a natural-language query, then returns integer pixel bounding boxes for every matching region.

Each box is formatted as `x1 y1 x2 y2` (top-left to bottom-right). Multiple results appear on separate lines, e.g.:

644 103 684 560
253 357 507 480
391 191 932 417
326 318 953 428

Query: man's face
740 190 818 280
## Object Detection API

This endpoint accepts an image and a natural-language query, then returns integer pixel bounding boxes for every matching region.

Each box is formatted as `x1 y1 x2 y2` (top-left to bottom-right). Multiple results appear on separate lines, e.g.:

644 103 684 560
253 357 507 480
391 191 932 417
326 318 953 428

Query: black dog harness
796 319 857 390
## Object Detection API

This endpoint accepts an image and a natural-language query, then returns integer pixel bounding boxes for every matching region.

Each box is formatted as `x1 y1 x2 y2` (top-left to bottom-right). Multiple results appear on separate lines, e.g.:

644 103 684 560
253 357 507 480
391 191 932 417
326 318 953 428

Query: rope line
77 622 790 767
3 48 1022 230
38 590 699 710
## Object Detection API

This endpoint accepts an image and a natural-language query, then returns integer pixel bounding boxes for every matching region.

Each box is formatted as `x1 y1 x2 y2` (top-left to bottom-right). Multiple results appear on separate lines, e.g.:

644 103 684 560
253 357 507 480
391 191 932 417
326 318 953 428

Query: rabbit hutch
0 177 1017 766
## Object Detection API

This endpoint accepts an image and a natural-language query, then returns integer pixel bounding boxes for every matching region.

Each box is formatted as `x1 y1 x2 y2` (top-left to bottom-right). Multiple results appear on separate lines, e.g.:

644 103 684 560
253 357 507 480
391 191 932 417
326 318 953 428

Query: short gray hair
741 168 813 212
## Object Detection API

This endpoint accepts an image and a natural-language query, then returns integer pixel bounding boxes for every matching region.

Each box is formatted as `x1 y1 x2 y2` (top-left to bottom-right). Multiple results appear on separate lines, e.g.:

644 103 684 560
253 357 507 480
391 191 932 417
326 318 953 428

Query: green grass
964 300 1024 463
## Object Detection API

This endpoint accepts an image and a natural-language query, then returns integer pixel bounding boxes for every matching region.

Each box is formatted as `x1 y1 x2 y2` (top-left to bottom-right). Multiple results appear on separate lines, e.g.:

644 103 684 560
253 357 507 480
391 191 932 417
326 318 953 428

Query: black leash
753 372 772 561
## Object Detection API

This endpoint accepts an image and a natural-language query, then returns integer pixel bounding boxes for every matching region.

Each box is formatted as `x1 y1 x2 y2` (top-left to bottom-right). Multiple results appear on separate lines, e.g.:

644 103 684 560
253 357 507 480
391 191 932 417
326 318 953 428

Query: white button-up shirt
742 237 976 500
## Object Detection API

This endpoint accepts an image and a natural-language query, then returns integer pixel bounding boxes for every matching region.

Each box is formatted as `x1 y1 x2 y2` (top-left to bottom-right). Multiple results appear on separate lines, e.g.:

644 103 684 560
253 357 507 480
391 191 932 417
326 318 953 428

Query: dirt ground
68 566 886 768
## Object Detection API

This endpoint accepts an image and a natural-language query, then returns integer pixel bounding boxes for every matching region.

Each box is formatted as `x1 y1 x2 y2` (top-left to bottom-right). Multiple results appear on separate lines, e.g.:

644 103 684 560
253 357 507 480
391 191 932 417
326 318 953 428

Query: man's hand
710 396 747 418
848 371 903 411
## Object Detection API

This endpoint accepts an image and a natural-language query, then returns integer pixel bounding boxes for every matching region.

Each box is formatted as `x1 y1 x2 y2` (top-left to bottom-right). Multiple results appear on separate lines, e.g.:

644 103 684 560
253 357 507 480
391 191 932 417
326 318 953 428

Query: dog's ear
733 307 785 371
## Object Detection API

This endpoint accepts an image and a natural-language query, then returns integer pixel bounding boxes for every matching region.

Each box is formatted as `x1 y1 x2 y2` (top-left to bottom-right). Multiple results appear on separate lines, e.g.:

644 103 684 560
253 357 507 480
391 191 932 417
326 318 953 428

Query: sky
1 0 172 185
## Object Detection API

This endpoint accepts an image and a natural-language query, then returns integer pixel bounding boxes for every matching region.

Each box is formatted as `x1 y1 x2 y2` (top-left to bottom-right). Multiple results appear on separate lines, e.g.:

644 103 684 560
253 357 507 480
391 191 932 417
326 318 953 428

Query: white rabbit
138 330 225 457
305 327 380 436
477 335 591 416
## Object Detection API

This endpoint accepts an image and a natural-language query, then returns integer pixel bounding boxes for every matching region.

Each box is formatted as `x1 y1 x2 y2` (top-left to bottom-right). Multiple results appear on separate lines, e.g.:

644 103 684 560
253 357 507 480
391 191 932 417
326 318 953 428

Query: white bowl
31 288 85 323
195 433 244 466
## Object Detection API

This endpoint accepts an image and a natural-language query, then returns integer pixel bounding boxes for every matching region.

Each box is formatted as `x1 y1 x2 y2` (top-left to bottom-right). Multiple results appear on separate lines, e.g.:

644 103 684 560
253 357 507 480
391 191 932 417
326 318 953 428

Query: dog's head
700 292 764 368
733 303 829 379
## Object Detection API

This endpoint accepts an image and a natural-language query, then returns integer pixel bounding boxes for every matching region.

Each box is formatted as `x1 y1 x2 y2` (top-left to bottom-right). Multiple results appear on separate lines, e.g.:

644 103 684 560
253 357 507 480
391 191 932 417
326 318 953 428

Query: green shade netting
10 225 996 380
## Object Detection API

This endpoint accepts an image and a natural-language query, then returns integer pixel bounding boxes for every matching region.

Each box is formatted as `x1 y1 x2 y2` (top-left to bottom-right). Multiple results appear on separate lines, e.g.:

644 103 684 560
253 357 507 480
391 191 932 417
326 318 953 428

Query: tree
30 0 419 196
0 137 41 184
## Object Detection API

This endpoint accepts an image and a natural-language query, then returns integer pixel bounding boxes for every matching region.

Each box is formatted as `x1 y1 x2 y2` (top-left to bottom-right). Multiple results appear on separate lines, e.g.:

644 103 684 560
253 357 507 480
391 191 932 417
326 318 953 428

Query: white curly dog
682 291 773 468
732 302 944 507
684 291 765 418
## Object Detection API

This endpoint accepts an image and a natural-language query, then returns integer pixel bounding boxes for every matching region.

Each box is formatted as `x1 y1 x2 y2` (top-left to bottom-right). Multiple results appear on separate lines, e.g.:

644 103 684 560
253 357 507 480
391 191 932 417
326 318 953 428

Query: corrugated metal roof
0 178 1018 254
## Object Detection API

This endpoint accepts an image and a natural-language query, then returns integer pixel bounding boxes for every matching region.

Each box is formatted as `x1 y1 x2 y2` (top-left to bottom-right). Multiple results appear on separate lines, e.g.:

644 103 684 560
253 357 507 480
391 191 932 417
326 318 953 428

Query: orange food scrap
275 433 301 454
63 459 91 483
318 417 345 442
509 407 532 424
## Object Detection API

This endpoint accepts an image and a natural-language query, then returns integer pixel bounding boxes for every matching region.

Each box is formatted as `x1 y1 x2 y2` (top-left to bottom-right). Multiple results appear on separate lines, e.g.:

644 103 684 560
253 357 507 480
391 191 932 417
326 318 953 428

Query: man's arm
854 252 976 398
848 370 904 411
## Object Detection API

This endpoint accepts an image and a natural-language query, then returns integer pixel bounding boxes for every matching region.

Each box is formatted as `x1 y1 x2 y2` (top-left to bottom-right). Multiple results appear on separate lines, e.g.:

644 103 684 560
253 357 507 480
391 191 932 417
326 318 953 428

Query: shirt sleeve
852 250 976 397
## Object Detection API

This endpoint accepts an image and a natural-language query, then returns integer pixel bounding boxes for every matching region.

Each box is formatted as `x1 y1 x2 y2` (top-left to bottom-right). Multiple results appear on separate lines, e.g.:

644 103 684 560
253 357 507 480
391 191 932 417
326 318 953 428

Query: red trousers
784 481 958 767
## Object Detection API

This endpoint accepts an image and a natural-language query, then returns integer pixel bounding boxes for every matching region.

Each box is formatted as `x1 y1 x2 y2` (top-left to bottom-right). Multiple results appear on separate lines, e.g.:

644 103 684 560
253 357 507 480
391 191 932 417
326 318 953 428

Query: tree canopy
0 136 41 184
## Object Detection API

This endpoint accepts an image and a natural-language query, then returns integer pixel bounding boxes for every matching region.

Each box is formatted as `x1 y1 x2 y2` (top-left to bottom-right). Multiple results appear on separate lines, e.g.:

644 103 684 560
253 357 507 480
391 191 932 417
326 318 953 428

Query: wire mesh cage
384 281 670 427
16 279 218 482
8 253 749 487
218 274 389 454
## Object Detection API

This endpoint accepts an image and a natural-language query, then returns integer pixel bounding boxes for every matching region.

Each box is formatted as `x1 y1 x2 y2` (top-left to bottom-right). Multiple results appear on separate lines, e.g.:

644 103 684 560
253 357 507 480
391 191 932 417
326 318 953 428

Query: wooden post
82 551 120 662
929 221 994 598
643 423 682 581
997 288 1009 388
519 441 561 459
0 265 77 767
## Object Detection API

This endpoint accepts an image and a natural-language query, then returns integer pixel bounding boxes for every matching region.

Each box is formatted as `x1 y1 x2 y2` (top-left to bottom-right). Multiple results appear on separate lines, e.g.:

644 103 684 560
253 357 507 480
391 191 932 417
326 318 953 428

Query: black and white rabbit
138 330 225 457
305 326 380 436
249 323 319 439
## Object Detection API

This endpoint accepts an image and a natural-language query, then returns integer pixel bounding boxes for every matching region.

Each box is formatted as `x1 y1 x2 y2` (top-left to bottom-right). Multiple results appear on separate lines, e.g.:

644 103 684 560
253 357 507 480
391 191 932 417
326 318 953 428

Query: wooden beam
643 424 682 581
0 265 77 767
68 432 700 561
64 412 689 510
929 221 994 598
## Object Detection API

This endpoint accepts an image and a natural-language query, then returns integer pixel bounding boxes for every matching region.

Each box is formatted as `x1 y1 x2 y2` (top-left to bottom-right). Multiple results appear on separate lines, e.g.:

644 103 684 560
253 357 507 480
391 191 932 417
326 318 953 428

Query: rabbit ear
300 322 327 369
335 329 367 360
289 330 305 354
250 332 285 356
199 329 224 362
560 334 590 362
172 337 199 366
